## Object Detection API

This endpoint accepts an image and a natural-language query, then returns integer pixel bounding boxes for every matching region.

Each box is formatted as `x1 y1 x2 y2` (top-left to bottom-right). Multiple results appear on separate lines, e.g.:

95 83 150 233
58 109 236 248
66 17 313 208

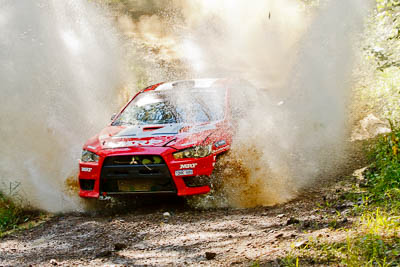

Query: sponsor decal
130 139 164 146
213 145 231 153
214 140 226 148
175 169 193 176
104 139 164 148
180 163 197 169
81 167 92 172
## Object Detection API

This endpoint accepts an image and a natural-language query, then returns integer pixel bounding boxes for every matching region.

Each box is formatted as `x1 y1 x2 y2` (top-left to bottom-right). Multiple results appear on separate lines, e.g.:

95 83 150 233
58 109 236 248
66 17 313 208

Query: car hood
84 122 219 151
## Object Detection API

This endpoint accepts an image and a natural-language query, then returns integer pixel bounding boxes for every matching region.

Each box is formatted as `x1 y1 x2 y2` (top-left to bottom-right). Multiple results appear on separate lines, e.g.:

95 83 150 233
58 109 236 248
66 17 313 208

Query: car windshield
112 88 226 126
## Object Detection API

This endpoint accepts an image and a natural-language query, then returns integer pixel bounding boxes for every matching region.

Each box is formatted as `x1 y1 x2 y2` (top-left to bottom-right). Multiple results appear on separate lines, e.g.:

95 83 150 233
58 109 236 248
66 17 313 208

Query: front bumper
79 146 215 198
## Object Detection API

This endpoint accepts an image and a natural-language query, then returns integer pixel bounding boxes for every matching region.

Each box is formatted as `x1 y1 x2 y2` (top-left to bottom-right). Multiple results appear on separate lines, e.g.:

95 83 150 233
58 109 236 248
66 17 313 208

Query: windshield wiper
112 121 135 126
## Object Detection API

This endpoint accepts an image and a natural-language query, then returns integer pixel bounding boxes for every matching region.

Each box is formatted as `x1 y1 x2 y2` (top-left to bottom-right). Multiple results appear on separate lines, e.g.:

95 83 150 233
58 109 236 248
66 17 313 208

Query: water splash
172 0 372 208
0 0 131 212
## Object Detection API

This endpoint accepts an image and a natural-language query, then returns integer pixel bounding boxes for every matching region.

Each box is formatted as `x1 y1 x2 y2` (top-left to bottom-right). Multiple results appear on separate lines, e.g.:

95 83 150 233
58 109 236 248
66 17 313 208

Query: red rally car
79 78 242 199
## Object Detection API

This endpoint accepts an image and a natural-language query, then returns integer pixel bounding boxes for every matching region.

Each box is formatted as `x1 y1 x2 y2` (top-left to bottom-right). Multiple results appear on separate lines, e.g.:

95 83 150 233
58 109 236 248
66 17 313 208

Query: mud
64 174 80 196
0 169 365 266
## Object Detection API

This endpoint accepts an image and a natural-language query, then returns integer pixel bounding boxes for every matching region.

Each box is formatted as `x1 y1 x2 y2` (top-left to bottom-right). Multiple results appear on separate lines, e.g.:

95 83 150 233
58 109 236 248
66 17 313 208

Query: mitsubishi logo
130 157 138 165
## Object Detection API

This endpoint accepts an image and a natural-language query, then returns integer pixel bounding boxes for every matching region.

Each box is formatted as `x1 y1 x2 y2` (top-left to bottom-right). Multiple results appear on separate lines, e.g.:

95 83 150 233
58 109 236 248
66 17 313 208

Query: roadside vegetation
0 191 26 236
0 185 43 237
281 124 400 266
281 0 400 265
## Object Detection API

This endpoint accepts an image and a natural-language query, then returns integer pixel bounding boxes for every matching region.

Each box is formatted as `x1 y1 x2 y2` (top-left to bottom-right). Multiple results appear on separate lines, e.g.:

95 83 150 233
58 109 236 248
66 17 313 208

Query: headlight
81 150 99 162
173 144 212 159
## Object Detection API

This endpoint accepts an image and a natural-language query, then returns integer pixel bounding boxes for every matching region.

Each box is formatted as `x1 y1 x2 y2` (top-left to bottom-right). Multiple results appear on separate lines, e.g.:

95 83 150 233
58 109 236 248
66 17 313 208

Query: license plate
175 169 193 176
117 180 152 192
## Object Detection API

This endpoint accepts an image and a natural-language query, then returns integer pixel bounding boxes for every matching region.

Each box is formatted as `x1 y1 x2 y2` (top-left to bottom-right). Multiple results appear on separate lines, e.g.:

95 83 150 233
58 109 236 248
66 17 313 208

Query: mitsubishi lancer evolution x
78 78 252 199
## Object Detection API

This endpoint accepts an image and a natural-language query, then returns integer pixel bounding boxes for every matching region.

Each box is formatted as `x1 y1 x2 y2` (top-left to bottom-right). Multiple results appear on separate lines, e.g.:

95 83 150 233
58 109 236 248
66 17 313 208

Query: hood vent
143 126 164 132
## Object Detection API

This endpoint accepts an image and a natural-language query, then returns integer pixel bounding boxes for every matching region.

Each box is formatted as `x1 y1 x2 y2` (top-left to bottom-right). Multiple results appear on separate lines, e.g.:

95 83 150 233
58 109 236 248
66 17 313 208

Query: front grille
80 179 95 191
103 155 165 166
100 155 176 194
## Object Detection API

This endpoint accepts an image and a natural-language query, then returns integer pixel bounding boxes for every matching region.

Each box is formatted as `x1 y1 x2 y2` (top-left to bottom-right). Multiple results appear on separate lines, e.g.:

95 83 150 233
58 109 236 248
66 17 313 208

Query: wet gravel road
0 175 359 267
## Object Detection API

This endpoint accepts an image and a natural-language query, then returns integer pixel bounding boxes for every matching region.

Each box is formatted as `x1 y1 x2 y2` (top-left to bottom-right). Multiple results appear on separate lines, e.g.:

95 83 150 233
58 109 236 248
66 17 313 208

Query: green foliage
0 191 24 233
376 0 400 12
362 68 400 123
282 210 400 266
364 123 400 202
281 238 346 266
347 209 400 266
367 0 400 71
341 208 400 266
343 234 400 266
0 181 39 235
249 260 261 267
281 255 299 267
355 1 400 124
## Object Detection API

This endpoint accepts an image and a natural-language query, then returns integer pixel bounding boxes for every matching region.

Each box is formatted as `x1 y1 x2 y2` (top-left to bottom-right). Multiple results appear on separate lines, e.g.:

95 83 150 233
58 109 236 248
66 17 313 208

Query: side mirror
110 113 117 122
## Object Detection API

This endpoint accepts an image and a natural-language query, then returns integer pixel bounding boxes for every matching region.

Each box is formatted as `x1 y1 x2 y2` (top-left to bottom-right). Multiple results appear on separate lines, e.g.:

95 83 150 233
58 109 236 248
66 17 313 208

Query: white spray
171 0 373 207
112 0 372 207
0 0 131 212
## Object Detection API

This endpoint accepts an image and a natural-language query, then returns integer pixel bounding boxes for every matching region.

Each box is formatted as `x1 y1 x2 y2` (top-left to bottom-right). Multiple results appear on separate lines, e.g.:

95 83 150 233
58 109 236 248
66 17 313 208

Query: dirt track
0 172 361 267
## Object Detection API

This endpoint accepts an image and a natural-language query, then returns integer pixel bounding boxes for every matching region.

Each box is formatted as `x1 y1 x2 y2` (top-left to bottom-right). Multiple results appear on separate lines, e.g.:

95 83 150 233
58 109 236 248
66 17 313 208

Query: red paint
79 79 234 198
